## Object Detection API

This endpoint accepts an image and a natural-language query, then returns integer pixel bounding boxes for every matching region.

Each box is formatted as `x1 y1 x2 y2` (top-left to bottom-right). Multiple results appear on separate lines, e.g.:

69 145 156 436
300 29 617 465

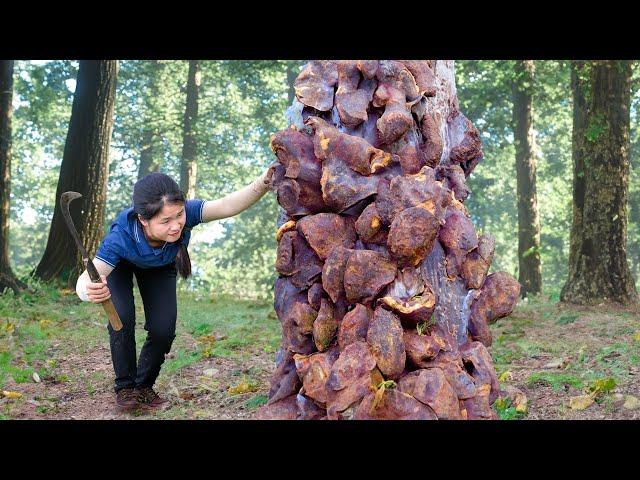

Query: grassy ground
1 282 639 420
0 282 281 420
490 294 640 419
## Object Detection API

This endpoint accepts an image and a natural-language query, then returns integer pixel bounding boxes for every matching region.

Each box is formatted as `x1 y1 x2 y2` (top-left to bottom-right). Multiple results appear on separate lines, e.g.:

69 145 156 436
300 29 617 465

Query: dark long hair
132 172 191 279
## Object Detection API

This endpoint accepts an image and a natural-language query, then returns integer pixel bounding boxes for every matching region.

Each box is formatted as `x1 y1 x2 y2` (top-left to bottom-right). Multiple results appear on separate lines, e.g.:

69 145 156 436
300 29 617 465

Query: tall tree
35 60 118 285
561 60 638 305
0 60 25 293
512 60 542 297
137 60 163 180
286 61 298 104
138 128 157 180
180 60 200 199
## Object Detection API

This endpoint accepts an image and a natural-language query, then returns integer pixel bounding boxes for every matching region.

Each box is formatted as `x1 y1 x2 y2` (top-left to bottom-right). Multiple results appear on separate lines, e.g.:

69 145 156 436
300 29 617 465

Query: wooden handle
101 298 123 331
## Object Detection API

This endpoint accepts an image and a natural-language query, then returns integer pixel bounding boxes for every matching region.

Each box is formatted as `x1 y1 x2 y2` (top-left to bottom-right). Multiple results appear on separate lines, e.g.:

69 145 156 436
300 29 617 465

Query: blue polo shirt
95 199 206 269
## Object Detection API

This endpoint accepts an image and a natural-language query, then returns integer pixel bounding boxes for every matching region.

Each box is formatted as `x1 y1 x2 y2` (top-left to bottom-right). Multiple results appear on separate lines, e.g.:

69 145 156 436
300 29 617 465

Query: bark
138 128 158 180
0 60 25 293
137 60 162 180
512 60 541 297
0 60 13 277
561 61 638 305
286 61 298 105
260 60 521 420
180 60 200 199
35 61 118 286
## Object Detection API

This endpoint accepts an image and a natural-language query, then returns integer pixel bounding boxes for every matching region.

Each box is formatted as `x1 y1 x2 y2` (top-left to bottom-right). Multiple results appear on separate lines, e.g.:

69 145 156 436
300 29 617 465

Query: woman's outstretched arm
201 167 275 222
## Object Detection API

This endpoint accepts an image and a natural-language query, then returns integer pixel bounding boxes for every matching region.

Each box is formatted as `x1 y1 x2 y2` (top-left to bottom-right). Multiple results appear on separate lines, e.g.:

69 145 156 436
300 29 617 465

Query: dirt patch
490 300 640 420
1 337 276 420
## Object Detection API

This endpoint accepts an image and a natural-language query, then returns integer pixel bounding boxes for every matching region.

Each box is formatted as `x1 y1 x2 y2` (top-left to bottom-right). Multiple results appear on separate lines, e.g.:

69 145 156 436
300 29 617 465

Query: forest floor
1 283 639 420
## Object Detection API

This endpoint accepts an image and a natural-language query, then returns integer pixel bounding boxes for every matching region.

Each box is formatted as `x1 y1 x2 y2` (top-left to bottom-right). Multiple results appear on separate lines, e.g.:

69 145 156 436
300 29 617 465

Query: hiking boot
115 388 139 411
136 387 168 410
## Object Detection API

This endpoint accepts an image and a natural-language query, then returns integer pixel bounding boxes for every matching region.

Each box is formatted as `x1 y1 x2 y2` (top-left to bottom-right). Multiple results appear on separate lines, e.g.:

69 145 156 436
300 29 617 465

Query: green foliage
378 380 397 389
175 292 280 361
526 372 584 390
9 60 77 275
416 322 428 336
457 60 592 292
162 349 201 374
555 313 580 325
245 394 268 410
585 112 607 142
6 59 638 297
627 63 640 289
587 377 616 396
492 397 526 420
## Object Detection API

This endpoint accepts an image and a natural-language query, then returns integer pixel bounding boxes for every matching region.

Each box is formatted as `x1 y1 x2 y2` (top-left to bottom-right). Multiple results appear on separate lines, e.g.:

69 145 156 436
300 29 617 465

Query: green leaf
378 380 397 390
588 377 616 395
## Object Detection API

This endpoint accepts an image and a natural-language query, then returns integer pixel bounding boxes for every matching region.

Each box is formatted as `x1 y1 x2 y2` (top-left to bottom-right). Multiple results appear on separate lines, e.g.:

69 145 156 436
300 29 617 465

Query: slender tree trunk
35 60 118 286
138 128 158 180
561 60 638 305
137 60 162 180
563 61 589 300
180 60 199 199
0 60 25 293
629 180 639 286
512 60 542 297
286 61 297 105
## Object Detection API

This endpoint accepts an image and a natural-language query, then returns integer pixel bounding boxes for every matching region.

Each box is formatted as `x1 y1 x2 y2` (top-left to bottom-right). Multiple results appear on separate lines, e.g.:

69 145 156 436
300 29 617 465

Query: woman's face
139 202 186 243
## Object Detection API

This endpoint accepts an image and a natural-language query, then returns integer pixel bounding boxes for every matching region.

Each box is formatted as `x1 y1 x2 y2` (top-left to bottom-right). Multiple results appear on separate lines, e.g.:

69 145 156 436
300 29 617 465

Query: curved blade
60 191 89 259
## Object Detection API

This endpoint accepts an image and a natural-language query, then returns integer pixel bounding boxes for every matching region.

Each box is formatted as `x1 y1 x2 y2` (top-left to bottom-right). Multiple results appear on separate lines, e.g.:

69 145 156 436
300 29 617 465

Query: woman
75 169 273 412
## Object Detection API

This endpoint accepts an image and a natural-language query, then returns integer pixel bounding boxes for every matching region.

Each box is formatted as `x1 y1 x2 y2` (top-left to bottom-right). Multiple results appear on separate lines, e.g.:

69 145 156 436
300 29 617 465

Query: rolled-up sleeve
95 230 123 268
185 199 206 228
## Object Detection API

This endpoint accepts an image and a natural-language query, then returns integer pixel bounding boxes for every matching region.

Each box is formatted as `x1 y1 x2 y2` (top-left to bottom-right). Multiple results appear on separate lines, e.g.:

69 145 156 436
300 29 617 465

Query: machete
60 191 123 331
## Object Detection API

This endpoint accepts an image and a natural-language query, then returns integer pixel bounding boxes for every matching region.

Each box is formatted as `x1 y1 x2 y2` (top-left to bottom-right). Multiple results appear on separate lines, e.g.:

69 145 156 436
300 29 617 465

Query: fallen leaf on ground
228 379 259 395
634 332 640 342
498 371 513 382
2 391 22 399
196 335 218 345
514 394 528 413
623 395 639 410
168 383 180 398
179 391 195 400
39 320 53 330
569 394 594 410
588 377 616 396
500 384 528 413
203 368 219 377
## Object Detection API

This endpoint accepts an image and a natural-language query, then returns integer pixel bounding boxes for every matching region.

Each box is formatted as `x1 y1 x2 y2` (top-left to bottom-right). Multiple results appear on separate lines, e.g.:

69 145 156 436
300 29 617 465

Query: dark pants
106 260 177 392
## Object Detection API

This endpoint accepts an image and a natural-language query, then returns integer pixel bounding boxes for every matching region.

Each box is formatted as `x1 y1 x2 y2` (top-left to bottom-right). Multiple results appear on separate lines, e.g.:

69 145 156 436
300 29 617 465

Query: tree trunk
180 60 200 199
138 128 158 180
561 61 638 305
35 60 118 286
259 60 523 420
137 60 162 181
512 60 542 297
0 60 25 293
286 61 298 105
